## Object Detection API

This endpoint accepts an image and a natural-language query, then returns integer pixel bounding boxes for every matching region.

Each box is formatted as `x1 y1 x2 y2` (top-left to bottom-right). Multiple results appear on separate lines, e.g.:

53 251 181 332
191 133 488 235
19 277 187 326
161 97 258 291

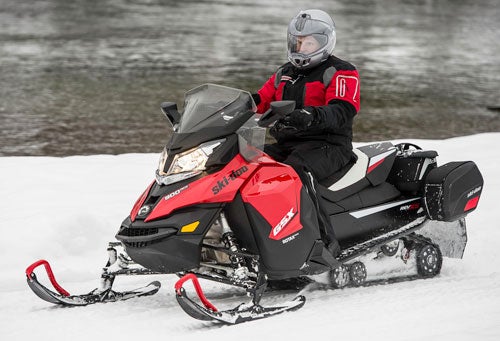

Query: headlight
156 139 225 185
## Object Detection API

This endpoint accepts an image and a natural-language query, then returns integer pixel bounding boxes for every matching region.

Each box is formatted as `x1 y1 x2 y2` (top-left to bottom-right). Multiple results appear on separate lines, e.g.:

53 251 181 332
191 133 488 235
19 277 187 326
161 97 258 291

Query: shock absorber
218 212 248 280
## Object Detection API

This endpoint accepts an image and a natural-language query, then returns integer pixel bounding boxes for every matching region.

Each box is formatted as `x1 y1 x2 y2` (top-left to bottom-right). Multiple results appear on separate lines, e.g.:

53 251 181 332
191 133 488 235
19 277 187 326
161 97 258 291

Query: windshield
177 84 256 133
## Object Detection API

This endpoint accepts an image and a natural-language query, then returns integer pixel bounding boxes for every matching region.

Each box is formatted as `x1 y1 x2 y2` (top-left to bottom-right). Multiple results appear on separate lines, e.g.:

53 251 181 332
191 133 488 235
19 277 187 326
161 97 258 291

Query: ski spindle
25 259 71 297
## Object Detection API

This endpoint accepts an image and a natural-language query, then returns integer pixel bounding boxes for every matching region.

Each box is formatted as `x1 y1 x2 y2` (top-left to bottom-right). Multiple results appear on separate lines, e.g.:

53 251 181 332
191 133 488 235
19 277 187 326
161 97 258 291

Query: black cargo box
424 161 483 222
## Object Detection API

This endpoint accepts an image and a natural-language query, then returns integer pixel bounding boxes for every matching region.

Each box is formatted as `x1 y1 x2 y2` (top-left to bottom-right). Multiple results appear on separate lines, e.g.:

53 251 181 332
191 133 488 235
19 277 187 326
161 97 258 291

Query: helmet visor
288 33 328 55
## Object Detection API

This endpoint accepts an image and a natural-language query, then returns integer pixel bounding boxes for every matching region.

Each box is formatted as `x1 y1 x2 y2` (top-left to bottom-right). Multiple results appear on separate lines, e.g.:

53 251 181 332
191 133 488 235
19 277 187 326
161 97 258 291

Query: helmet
287 9 336 69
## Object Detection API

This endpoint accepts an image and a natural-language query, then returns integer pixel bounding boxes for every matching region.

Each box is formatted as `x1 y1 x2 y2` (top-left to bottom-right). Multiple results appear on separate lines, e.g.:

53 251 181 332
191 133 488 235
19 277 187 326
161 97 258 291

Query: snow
1 133 499 340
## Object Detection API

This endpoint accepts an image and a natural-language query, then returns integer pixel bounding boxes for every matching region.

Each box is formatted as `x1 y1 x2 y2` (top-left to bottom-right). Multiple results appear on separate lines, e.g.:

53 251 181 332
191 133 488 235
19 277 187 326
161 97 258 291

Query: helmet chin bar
288 50 327 69
289 53 311 68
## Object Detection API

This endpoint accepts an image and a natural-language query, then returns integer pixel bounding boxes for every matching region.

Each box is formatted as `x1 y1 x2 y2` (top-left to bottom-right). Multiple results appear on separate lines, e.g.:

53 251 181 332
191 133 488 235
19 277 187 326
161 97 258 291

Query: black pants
264 141 352 183
264 141 352 255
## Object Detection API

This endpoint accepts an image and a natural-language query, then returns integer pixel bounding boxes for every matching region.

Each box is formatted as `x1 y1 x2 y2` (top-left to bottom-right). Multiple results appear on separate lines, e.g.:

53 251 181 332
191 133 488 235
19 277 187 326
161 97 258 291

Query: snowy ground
1 133 499 340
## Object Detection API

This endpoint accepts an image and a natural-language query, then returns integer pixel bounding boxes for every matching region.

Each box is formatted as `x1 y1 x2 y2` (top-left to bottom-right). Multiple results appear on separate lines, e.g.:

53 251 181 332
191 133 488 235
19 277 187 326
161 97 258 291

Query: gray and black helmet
287 9 336 69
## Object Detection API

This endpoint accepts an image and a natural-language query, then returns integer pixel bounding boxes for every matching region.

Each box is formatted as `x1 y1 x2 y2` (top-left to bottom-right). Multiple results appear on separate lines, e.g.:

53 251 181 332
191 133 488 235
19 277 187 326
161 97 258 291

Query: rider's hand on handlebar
284 108 316 129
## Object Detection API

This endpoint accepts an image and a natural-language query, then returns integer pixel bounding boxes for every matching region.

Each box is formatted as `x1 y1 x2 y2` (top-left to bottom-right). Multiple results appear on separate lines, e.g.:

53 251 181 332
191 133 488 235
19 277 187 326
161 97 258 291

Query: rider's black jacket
254 55 360 149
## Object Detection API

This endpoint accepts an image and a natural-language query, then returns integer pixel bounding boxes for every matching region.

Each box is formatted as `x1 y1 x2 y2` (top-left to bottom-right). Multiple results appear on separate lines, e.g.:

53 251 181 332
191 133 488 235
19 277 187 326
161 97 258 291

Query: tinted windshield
177 84 256 133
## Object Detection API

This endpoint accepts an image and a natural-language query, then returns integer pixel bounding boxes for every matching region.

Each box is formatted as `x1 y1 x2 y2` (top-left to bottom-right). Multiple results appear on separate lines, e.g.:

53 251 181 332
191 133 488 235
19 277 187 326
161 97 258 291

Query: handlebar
257 101 296 127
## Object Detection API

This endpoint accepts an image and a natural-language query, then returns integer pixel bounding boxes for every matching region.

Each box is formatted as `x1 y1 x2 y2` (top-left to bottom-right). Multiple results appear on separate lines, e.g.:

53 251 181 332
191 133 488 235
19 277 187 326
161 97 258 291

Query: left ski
26 259 160 306
174 273 305 324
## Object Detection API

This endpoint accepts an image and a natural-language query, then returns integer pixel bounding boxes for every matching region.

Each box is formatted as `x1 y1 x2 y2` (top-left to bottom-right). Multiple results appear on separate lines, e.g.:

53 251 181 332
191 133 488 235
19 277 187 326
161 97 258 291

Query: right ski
176 289 305 324
174 273 305 324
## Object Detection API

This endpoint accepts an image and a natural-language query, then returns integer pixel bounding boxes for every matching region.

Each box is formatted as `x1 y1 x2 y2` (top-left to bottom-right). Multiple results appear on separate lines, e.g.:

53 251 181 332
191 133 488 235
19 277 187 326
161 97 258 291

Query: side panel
224 192 259 254
240 164 324 278
240 164 303 240
332 197 424 244
359 143 397 186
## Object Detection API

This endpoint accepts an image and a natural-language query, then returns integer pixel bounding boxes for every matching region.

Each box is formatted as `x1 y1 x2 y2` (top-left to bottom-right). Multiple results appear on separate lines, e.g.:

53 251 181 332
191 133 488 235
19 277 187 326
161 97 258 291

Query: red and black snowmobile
26 84 483 324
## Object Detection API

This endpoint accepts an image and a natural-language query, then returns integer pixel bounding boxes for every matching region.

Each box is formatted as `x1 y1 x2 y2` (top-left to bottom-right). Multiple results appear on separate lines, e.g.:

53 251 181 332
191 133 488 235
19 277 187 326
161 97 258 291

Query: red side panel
240 164 303 241
145 155 257 222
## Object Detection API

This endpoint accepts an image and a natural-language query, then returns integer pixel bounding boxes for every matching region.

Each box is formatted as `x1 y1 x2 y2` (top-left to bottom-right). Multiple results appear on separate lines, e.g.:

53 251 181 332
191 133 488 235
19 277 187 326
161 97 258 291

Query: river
1 0 499 156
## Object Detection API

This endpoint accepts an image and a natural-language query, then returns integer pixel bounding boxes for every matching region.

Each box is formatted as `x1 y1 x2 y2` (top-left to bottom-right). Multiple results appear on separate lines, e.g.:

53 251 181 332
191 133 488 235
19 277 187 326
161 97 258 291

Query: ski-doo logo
164 185 188 201
212 166 248 195
467 186 482 198
273 208 296 237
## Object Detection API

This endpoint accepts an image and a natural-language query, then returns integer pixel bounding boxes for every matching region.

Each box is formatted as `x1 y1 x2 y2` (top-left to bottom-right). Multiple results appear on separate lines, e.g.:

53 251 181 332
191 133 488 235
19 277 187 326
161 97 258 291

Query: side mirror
160 102 181 126
258 100 296 127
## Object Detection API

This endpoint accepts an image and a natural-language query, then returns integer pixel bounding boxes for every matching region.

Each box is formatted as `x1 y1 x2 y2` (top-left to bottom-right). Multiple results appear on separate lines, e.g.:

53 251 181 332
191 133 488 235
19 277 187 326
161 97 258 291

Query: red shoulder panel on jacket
325 69 360 112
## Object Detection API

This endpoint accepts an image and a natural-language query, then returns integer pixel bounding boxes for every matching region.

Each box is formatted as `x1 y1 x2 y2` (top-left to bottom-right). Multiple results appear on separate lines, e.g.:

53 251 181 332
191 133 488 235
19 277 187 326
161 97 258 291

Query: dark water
1 0 499 156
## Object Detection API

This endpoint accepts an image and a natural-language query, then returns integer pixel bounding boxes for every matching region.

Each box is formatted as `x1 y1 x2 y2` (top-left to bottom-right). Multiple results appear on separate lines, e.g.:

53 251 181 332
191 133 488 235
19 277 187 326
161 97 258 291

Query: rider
253 9 361 257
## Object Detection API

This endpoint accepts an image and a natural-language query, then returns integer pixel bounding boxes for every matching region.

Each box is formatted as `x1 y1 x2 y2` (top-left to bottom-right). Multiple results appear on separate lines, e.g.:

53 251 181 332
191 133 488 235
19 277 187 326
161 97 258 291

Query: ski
26 259 161 306
176 291 306 324
174 273 305 324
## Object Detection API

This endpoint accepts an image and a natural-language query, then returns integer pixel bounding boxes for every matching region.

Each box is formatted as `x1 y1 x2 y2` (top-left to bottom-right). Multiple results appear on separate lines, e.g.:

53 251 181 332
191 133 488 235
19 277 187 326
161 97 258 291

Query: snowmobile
26 84 483 324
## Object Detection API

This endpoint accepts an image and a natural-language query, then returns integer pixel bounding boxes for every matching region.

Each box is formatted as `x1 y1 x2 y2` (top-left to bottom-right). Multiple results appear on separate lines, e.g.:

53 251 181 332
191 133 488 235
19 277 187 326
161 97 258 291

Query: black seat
319 182 401 215
319 151 358 188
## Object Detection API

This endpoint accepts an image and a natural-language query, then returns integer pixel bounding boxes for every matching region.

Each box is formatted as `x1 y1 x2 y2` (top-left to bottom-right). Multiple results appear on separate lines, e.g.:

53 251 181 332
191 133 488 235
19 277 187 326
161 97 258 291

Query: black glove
283 108 316 129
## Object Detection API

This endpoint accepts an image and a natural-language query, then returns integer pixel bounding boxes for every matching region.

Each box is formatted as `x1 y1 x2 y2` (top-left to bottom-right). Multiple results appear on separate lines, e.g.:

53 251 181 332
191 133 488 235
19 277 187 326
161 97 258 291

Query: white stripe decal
349 198 420 219
368 148 396 168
